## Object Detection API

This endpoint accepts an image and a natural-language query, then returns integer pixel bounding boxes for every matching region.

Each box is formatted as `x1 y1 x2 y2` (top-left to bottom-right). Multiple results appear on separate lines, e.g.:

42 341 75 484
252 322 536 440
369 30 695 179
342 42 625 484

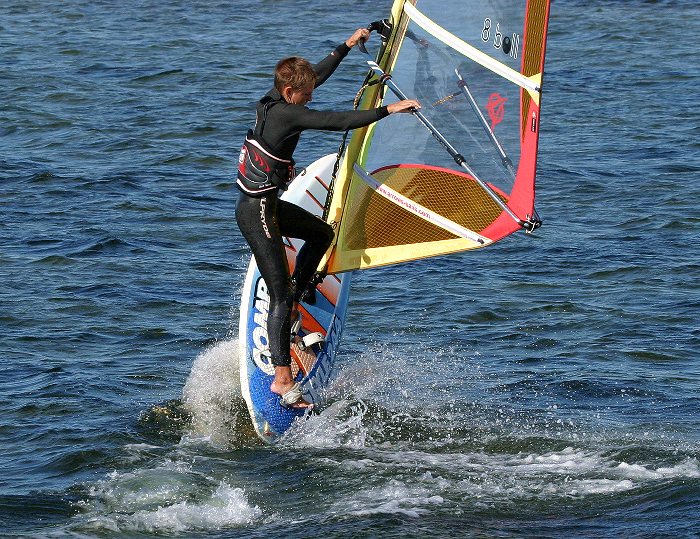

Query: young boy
236 27 420 408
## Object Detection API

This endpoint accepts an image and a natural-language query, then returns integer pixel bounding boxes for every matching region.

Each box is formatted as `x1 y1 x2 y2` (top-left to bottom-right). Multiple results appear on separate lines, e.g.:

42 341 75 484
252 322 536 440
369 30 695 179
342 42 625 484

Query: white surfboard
238 154 351 442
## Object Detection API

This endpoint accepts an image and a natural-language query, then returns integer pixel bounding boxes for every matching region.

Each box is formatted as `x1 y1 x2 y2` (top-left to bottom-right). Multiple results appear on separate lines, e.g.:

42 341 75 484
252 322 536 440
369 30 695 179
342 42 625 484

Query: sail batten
321 0 551 275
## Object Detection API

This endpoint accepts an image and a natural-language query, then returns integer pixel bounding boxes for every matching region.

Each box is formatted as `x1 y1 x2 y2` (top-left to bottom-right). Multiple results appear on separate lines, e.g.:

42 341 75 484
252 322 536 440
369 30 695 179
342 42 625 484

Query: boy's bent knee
321 222 335 248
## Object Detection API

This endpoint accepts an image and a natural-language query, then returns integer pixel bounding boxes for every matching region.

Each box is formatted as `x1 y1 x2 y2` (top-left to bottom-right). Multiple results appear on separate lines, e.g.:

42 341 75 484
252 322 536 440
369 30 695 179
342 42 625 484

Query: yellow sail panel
326 165 500 273
351 164 490 244
331 237 486 273
369 165 506 232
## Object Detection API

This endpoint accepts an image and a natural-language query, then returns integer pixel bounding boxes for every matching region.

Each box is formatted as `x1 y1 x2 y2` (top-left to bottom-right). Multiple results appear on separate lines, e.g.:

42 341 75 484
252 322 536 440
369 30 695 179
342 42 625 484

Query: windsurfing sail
321 0 551 273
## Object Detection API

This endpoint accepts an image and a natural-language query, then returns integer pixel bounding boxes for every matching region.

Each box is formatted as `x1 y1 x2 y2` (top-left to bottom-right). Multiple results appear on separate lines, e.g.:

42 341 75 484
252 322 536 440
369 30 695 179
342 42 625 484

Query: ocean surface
2 0 699 537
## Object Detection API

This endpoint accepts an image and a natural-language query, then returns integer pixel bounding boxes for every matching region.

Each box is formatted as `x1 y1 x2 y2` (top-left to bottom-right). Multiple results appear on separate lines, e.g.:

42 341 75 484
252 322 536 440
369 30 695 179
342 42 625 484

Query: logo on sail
485 93 507 131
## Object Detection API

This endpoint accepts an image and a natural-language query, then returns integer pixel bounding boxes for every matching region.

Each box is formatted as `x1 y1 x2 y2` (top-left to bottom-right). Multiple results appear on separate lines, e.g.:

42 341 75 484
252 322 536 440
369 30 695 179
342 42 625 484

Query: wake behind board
238 154 351 443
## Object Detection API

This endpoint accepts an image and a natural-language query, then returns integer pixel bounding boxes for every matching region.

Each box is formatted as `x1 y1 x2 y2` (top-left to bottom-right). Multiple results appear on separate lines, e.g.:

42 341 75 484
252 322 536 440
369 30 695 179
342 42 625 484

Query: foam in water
314 446 700 513
224 337 700 515
71 441 263 534
333 479 445 518
78 473 261 534
65 341 265 535
68 336 699 535
125 482 261 533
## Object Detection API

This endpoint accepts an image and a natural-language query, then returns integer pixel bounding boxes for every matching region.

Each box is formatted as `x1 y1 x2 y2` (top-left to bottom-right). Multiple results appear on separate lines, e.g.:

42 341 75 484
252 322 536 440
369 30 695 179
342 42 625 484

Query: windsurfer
235 27 420 408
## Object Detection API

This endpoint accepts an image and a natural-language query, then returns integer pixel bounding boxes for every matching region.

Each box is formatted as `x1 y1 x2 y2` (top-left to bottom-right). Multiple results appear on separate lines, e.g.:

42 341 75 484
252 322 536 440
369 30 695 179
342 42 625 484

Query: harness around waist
237 130 295 196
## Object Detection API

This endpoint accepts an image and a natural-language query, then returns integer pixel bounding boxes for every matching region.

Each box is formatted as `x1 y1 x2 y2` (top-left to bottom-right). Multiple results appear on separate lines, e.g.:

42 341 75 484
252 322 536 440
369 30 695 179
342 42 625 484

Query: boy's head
275 57 316 105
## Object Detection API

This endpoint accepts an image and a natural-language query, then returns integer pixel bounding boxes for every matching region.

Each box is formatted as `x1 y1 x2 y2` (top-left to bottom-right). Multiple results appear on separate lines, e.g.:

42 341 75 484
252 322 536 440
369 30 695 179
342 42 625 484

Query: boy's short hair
274 57 316 93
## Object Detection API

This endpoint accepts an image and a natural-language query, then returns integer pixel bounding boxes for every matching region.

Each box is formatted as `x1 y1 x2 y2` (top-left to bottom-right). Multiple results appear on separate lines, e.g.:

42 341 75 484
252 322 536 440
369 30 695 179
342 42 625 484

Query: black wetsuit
236 42 390 367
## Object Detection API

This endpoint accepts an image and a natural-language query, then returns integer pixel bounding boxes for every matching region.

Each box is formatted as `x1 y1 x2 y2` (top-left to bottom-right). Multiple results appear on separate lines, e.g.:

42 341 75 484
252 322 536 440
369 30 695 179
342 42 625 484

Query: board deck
238 154 351 442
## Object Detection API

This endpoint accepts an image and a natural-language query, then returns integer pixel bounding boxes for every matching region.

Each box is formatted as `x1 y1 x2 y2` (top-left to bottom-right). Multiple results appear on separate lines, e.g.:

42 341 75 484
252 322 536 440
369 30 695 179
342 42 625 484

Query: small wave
660 163 700 173
661 218 700 230
621 348 682 362
46 91 88 104
113 200 161 212
131 68 184 83
196 155 228 166
68 237 131 257
191 261 231 272
28 171 57 183
30 254 75 266
0 125 18 136
77 63 131 76
154 126 218 140
467 309 506 323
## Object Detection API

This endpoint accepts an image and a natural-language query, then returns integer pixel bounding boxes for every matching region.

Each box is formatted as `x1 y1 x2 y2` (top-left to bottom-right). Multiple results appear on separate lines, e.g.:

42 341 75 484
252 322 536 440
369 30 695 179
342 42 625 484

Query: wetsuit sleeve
312 43 352 87
287 105 390 132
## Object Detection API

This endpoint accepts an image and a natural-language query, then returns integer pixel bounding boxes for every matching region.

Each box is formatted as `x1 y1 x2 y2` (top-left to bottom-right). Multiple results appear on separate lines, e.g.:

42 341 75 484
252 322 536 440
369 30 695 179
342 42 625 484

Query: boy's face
284 83 314 105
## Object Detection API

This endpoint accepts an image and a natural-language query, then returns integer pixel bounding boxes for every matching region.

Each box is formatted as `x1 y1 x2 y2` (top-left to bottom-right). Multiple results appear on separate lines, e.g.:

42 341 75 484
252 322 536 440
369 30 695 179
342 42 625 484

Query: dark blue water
2 0 699 537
